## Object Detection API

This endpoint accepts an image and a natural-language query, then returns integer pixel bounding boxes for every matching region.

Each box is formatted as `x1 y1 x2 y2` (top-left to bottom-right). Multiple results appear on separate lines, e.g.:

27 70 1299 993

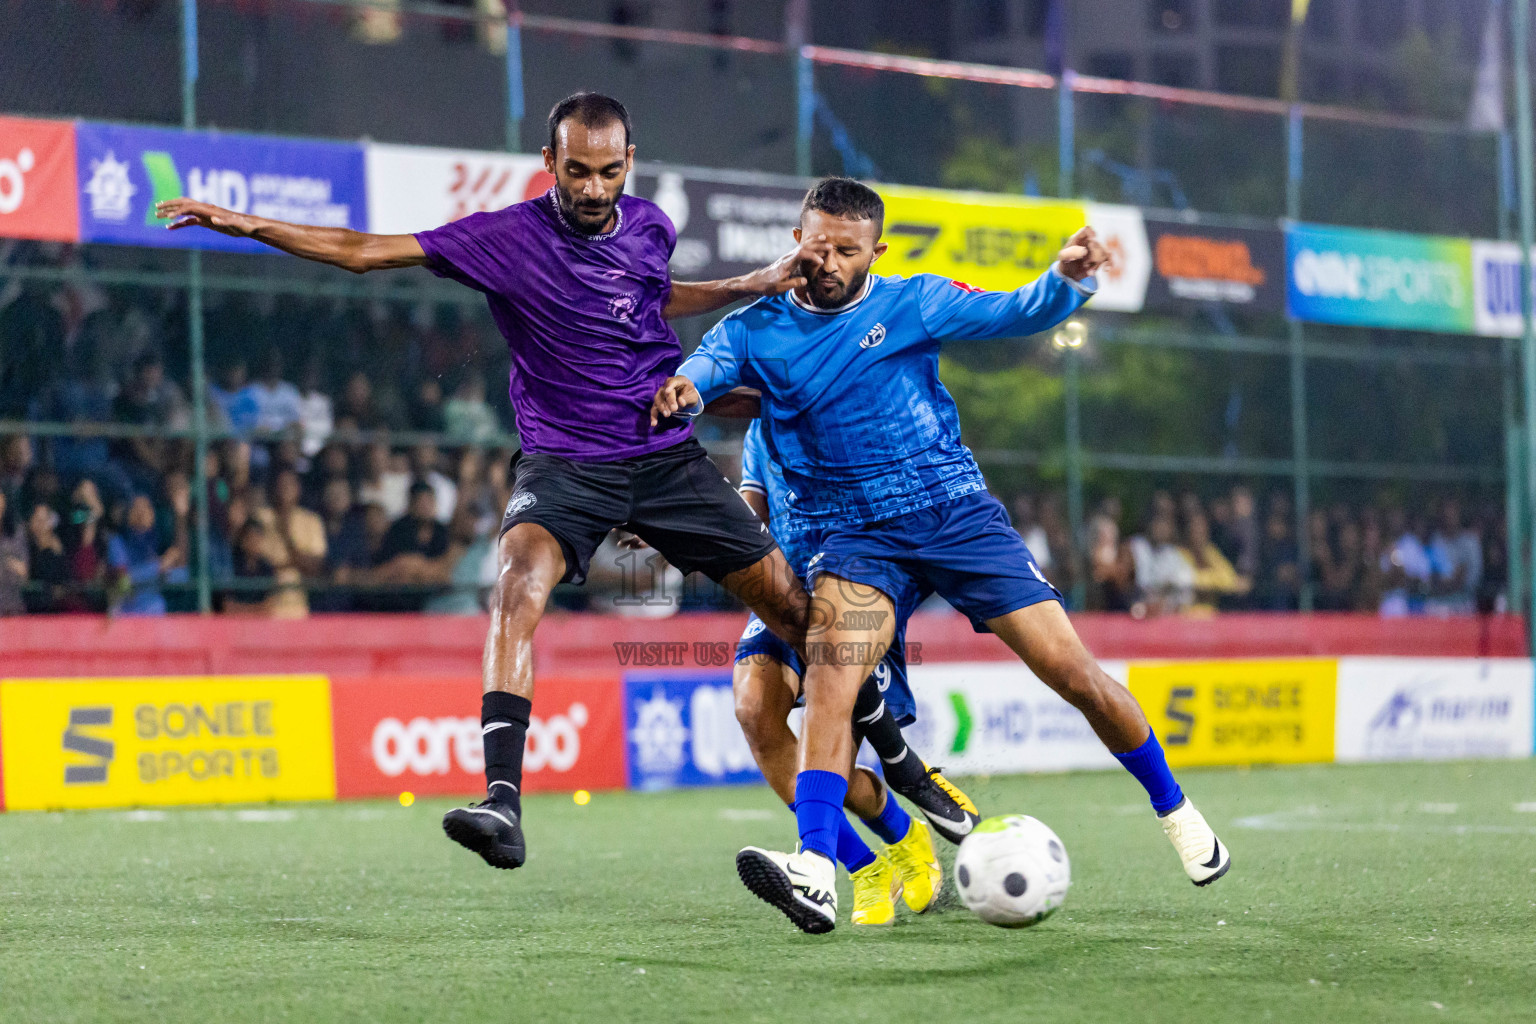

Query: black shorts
500 437 778 586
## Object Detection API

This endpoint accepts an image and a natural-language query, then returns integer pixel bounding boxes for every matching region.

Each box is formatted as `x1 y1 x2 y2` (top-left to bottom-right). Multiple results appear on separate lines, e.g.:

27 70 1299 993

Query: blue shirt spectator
107 494 187 616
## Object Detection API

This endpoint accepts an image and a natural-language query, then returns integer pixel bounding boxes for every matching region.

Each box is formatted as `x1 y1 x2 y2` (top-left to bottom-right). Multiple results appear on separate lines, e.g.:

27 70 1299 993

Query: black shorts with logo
499 437 778 585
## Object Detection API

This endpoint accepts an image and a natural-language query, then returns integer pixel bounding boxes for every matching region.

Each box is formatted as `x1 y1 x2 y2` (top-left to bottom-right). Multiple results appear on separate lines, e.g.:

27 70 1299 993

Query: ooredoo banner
364 143 553 235
0 115 79 242
1126 659 1337 768
330 675 626 798
1334 658 1535 763
903 662 1122 776
0 675 336 811
75 121 366 251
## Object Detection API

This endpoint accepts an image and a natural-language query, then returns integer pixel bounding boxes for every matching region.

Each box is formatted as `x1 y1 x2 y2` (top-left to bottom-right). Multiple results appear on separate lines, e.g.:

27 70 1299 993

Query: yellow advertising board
0 676 336 810
1127 659 1337 768
877 184 1088 291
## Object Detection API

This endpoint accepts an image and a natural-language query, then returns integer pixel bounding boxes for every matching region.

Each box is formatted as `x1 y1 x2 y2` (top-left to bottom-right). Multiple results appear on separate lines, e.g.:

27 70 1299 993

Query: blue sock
837 816 877 873
862 791 912 846
793 770 848 862
1113 731 1185 815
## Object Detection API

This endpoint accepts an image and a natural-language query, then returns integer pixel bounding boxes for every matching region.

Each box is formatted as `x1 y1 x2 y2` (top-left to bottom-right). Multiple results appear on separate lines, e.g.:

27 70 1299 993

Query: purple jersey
415 190 691 461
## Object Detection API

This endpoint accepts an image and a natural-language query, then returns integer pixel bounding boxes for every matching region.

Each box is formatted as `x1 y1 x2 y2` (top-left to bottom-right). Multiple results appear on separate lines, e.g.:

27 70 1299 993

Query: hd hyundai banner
74 121 367 251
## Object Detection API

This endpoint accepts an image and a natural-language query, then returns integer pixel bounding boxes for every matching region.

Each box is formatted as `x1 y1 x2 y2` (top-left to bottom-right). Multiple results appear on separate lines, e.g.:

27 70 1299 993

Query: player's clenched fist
650 375 701 426
154 198 256 237
1056 226 1111 281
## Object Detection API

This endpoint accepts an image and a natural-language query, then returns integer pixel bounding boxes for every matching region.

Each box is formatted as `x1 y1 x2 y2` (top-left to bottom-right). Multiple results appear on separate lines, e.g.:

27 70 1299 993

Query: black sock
853 676 927 793
482 691 532 814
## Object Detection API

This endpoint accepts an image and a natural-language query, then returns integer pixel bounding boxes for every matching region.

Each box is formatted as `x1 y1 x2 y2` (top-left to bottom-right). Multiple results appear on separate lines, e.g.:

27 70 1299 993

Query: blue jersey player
653 178 1230 934
733 420 981 925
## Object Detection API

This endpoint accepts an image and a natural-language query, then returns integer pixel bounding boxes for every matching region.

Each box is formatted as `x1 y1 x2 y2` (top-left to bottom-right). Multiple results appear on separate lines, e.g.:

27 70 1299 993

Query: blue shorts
808 490 1062 634
735 581 924 728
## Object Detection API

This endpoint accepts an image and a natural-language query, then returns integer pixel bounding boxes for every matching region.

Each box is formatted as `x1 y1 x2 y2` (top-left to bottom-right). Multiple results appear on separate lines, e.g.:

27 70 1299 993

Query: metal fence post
1058 69 1075 198
506 2 524 153
183 0 211 613
1287 103 1312 611
1513 0 1536 651
1499 130 1525 617
1064 345 1086 610
796 47 814 178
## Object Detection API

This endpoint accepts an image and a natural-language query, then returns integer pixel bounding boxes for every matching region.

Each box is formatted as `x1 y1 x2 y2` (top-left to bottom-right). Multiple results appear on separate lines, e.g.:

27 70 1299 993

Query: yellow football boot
849 850 899 926
886 819 943 913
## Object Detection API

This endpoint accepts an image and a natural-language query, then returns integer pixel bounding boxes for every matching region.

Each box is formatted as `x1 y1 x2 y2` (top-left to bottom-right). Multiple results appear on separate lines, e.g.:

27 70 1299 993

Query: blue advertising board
75 121 366 252
1285 222 1474 334
624 672 765 791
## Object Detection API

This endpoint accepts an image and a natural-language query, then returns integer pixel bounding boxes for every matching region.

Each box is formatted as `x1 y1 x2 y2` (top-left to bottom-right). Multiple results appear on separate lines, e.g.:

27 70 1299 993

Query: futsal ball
954 814 1071 928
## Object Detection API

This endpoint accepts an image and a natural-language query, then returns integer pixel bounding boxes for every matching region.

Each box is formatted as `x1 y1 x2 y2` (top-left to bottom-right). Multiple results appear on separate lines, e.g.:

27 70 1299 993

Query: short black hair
801 176 884 225
547 92 633 154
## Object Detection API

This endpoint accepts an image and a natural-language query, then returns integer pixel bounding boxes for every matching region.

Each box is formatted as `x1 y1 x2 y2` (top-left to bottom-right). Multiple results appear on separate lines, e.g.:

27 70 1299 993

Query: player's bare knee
1043 657 1111 712
492 565 552 621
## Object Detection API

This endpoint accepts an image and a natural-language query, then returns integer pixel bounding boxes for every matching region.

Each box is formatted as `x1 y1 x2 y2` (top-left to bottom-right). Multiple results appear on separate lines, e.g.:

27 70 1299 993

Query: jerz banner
74 121 366 251
874 185 1149 313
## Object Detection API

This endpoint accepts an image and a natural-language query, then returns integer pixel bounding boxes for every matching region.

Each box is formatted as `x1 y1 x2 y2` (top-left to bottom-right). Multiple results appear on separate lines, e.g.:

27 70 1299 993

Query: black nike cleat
890 764 982 846
442 799 526 870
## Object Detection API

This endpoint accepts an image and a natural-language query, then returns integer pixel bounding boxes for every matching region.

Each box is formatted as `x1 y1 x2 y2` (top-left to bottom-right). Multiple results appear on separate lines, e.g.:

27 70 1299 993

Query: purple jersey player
157 93 821 871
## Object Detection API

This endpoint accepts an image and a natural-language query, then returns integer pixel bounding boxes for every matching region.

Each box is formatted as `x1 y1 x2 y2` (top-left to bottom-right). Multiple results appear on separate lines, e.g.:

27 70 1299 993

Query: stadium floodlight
1052 320 1087 350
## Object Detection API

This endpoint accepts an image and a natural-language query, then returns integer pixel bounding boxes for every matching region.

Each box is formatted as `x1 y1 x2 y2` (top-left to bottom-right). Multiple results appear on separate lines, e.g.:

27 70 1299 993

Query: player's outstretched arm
662 234 831 319
920 226 1113 344
154 198 428 275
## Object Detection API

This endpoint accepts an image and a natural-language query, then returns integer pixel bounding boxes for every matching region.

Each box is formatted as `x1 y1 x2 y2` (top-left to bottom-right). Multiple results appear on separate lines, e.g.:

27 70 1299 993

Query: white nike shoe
1159 797 1230 886
736 846 838 934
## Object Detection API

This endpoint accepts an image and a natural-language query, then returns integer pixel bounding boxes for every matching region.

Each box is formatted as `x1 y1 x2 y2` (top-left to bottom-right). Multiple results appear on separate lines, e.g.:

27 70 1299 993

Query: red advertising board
0 116 79 242
330 675 626 799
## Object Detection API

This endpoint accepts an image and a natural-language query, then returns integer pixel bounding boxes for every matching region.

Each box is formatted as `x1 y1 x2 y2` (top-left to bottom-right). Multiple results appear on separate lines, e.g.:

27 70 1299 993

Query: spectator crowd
1011 486 1507 618
0 250 1514 620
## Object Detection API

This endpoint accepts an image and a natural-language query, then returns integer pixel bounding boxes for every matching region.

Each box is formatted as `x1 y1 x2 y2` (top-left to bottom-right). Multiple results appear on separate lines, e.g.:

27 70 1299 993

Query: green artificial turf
2 761 1534 1023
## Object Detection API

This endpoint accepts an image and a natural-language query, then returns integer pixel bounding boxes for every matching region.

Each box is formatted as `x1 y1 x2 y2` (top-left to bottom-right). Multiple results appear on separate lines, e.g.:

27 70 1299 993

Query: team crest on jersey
742 618 767 640
608 294 637 321
858 323 887 349
506 491 537 517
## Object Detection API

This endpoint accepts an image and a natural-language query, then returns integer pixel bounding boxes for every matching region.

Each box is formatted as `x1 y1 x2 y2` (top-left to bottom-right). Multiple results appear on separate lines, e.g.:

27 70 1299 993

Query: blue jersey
739 421 816 571
680 268 1093 526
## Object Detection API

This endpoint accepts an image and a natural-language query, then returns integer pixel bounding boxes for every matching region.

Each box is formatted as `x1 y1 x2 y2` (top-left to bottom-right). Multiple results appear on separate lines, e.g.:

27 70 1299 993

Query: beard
556 180 625 235
807 264 870 309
